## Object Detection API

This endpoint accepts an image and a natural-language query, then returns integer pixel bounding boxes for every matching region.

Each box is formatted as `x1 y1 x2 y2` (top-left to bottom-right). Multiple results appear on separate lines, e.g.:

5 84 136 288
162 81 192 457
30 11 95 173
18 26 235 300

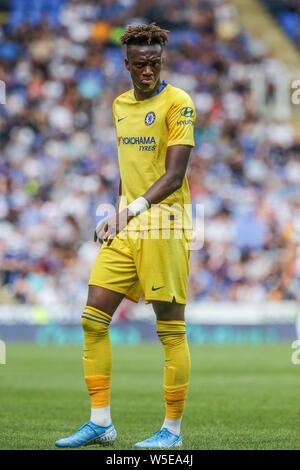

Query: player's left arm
143 91 196 204
142 144 192 204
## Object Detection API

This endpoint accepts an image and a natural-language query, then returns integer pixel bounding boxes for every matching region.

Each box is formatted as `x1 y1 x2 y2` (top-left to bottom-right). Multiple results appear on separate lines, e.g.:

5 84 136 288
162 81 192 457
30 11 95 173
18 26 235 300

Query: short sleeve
166 91 196 147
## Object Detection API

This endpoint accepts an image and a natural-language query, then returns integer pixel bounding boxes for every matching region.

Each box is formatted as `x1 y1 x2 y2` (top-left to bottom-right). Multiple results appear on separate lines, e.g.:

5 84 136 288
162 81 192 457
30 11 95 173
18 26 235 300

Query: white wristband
127 196 149 216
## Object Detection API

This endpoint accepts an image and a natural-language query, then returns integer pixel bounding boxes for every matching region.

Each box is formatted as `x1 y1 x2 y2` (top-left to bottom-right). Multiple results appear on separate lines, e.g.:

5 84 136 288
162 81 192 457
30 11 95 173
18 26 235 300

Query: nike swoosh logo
152 286 164 291
118 117 127 122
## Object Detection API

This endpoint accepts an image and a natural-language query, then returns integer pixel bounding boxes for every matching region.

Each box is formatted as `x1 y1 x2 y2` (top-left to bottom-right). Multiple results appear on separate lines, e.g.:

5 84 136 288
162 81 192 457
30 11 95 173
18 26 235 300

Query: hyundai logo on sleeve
180 107 194 117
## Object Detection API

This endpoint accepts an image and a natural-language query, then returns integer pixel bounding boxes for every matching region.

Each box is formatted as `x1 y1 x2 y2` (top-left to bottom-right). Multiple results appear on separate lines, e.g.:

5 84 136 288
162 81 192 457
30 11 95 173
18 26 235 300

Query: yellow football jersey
113 81 196 230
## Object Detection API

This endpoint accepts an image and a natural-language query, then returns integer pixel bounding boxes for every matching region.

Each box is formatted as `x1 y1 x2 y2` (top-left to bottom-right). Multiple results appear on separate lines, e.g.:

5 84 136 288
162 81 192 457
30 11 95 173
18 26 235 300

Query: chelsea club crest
145 112 156 126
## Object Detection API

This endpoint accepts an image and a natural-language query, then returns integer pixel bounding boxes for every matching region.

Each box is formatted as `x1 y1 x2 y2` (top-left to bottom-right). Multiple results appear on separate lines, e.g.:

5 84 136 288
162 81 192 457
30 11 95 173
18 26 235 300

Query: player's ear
124 57 130 71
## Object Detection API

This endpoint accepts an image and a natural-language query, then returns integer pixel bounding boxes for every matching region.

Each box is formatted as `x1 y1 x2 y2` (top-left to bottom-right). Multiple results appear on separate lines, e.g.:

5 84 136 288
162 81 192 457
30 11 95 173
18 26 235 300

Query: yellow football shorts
88 229 190 304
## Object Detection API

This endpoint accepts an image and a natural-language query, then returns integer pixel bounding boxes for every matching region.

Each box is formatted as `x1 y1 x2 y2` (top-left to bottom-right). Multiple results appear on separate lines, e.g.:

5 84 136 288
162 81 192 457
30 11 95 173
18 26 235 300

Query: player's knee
81 314 109 337
156 318 187 347
157 329 186 347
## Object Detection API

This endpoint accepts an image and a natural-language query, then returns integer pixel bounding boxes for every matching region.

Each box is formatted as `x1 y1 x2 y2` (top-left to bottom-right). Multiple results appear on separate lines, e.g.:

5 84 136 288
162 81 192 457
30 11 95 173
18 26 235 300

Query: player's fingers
95 225 106 244
98 223 108 241
102 225 117 245
94 229 104 244
107 231 117 246
102 228 111 240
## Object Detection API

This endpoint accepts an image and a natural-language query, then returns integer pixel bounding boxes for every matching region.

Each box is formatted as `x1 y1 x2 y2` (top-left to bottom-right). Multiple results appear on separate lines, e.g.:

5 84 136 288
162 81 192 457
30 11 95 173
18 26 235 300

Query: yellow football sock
157 320 191 420
81 306 112 408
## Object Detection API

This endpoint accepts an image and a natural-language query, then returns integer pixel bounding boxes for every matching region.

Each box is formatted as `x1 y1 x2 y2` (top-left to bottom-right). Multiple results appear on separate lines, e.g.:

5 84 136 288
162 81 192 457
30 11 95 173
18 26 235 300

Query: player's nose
142 65 153 76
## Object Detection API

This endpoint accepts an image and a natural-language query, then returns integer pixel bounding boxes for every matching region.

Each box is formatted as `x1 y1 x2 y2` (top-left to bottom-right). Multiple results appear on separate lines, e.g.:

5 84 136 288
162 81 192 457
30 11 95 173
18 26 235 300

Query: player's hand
94 208 133 245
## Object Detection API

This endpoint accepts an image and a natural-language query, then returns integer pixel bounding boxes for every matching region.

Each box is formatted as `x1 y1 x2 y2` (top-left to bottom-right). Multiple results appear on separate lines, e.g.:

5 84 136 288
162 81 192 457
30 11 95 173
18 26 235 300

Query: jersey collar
133 80 168 101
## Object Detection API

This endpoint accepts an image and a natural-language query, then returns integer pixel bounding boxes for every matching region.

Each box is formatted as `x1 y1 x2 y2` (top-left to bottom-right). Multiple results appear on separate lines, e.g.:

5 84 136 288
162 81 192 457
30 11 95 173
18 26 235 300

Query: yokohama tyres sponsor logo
117 136 156 146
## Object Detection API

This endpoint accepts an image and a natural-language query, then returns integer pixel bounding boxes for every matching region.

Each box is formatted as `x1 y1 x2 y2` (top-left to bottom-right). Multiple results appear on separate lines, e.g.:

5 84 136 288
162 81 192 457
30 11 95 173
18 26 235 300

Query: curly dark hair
120 23 169 47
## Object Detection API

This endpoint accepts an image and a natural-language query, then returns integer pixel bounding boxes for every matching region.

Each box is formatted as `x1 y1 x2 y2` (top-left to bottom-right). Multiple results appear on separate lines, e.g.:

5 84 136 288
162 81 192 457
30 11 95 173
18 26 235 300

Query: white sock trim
90 405 111 427
162 417 182 436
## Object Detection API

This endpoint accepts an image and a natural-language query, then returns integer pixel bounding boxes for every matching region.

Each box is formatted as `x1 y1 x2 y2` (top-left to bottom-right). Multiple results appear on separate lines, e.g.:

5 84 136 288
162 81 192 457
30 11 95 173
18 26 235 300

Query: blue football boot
55 421 116 448
134 427 182 449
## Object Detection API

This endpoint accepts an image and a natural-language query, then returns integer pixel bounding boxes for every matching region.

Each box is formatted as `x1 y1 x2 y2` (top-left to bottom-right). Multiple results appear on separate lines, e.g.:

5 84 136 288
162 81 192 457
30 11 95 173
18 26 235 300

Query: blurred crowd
260 0 300 46
0 0 299 313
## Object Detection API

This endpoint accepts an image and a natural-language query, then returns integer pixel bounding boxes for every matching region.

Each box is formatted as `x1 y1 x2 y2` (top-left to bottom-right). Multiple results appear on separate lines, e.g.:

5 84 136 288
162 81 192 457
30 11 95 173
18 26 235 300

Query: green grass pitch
0 342 299 450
